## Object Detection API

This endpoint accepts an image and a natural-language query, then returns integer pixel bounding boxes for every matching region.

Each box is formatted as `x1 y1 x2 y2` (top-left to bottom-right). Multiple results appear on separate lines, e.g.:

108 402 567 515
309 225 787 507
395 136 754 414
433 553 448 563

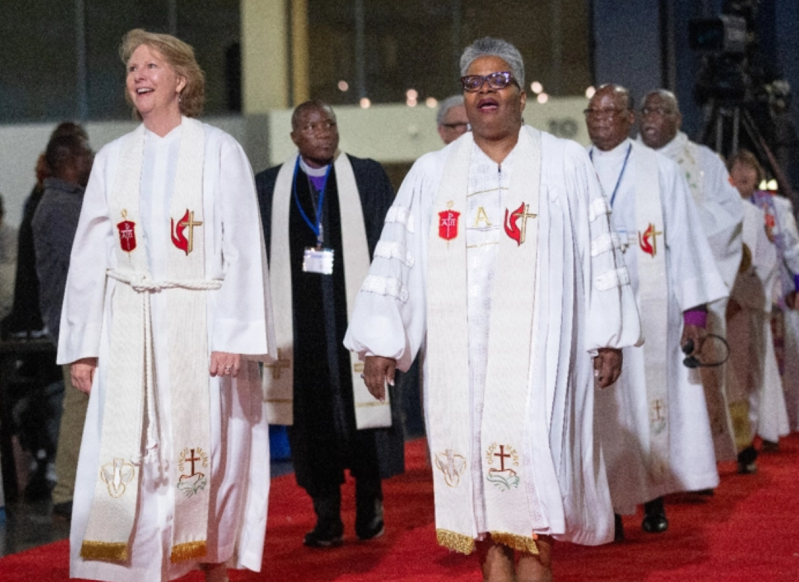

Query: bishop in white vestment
349 39 641 582
587 85 727 535
639 90 744 463
345 90 640 572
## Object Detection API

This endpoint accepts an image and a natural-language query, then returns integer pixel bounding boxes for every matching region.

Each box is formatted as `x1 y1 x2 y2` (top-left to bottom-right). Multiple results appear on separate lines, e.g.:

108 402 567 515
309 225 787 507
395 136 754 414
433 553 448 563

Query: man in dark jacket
255 100 404 547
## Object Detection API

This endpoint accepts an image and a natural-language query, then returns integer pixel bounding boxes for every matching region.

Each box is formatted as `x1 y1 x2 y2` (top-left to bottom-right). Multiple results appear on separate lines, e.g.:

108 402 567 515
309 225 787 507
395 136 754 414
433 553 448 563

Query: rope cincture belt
79 268 223 563
105 268 224 459
108 269 224 292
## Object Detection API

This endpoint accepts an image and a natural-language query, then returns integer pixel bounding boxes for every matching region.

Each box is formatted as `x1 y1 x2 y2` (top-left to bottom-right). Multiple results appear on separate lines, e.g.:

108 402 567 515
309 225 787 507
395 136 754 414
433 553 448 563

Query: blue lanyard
590 143 632 207
292 157 332 245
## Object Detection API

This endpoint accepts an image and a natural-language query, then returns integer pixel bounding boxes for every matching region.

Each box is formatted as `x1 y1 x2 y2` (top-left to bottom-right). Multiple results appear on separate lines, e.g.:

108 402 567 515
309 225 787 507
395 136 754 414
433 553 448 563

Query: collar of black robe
293 156 333 246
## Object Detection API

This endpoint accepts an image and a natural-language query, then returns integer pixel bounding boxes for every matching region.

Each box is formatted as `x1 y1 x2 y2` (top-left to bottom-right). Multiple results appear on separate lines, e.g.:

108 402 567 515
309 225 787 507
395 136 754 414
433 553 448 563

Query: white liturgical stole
427 126 543 556
264 152 391 429
630 142 670 480
81 117 217 564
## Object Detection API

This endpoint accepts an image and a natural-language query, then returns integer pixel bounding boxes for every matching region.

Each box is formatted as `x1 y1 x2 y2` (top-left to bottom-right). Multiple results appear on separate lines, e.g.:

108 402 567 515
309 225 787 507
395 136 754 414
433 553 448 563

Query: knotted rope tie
107 269 223 292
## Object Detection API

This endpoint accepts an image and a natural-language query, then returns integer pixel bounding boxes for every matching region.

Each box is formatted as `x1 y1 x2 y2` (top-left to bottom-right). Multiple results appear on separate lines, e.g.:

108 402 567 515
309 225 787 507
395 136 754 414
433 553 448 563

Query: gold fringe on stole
436 529 475 555
489 531 539 555
170 540 207 563
80 541 129 562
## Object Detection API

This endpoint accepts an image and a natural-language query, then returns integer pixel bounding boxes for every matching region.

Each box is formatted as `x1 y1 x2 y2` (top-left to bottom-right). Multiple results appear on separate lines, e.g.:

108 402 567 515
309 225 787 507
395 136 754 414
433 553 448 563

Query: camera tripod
700 98 794 197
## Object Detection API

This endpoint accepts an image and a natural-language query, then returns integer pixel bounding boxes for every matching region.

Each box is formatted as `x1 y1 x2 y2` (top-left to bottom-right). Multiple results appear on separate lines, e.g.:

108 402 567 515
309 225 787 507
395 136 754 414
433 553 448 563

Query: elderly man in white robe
345 38 642 582
59 30 274 582
586 84 727 539
638 89 744 465
437 95 469 145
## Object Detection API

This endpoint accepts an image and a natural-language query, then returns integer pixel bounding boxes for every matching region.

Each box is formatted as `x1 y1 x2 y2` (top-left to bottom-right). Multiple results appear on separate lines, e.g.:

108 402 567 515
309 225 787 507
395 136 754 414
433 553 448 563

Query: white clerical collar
299 157 330 177
591 138 632 160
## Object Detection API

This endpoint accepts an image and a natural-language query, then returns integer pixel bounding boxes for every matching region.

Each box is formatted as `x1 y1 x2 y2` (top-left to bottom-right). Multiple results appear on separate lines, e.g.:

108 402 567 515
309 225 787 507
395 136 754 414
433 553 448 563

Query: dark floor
0 497 71 557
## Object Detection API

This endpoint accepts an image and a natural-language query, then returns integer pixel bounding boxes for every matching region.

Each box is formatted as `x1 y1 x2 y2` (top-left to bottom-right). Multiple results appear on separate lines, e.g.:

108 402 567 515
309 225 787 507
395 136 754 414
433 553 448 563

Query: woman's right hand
71 357 98 394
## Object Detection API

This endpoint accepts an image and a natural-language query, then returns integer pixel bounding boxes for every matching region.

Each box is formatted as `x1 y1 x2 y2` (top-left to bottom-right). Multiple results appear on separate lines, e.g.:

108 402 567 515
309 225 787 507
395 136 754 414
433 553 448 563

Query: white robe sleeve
773 196 799 276
344 151 445 372
660 156 729 310
561 141 642 352
699 146 745 291
56 144 118 365
208 133 274 360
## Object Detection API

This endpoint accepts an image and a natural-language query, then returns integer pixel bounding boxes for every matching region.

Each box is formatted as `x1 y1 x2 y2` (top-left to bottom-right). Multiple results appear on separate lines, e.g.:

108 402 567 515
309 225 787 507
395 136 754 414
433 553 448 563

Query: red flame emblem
638 223 662 257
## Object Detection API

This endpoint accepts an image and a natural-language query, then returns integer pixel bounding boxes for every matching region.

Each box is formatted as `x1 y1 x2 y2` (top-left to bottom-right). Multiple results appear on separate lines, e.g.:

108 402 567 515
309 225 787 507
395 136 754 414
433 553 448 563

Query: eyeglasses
460 71 519 92
583 107 625 120
640 107 674 118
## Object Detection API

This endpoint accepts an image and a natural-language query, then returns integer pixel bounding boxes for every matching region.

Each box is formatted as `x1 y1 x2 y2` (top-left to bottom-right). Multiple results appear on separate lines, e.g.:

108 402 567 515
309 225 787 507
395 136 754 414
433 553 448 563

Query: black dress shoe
303 520 344 548
614 513 625 542
305 491 344 547
356 497 385 541
355 478 385 541
642 497 668 533
737 445 758 474
761 440 779 452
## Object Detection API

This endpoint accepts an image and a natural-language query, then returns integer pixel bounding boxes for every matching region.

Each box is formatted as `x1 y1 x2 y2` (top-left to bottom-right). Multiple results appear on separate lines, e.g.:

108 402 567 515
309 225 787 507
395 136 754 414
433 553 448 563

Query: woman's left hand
210 351 241 378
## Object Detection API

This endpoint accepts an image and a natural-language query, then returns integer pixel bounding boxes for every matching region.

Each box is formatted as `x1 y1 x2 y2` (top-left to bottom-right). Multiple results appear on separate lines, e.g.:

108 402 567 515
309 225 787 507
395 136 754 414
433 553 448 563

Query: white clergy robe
727 202 788 446
58 122 274 582
590 139 726 513
755 193 799 432
653 131 744 462
345 127 642 548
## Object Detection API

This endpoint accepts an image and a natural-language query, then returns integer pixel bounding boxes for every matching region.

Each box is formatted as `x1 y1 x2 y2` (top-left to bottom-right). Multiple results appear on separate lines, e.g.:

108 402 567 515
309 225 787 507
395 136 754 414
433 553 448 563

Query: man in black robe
255 100 404 547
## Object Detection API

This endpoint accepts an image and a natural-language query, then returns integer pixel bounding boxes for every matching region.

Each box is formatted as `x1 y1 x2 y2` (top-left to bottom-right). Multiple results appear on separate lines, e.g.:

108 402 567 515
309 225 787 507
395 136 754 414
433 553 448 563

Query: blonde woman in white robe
58 29 274 582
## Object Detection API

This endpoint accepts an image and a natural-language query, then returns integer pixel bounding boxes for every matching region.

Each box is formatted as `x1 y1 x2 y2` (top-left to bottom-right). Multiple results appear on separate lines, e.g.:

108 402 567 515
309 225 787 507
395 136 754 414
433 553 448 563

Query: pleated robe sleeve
560 140 642 353
343 149 446 371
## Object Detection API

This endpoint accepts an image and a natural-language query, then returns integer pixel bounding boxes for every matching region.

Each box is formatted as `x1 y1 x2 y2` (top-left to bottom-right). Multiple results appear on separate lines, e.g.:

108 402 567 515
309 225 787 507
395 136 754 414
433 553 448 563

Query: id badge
303 247 335 275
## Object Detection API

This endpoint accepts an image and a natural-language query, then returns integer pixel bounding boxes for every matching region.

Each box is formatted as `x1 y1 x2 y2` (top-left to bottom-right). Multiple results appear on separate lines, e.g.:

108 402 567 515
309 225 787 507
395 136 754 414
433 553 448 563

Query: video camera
688 0 759 106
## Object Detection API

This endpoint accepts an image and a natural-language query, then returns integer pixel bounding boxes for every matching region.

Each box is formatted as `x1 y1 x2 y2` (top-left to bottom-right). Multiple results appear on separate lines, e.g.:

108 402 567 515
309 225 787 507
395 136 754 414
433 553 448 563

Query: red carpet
2 434 799 581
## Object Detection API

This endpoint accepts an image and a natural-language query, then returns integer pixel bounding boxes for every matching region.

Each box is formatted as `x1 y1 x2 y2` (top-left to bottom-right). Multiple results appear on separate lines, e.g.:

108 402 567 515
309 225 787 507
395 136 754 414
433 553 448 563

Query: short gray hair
460 37 525 89
436 95 464 126
642 89 680 113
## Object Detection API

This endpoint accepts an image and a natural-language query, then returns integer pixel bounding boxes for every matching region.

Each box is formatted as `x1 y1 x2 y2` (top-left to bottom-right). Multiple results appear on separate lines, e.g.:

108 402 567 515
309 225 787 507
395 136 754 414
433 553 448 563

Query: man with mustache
586 84 727 538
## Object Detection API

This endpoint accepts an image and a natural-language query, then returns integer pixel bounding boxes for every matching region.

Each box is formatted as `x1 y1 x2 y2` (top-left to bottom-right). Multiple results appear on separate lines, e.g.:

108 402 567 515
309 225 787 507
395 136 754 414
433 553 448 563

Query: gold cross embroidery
265 348 291 379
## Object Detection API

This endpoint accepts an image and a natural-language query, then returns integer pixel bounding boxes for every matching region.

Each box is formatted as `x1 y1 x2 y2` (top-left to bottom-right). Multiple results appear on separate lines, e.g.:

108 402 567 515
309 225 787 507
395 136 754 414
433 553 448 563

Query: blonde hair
119 28 205 119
